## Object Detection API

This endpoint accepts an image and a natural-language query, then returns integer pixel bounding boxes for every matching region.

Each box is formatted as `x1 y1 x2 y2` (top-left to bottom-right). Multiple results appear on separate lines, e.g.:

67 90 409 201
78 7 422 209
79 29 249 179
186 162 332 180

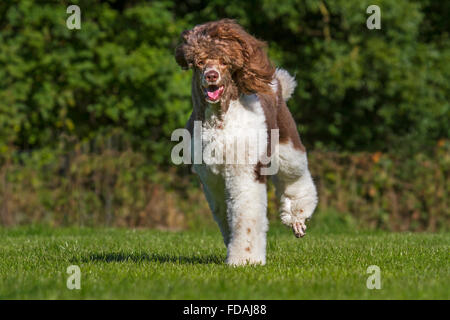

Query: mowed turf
0 225 448 299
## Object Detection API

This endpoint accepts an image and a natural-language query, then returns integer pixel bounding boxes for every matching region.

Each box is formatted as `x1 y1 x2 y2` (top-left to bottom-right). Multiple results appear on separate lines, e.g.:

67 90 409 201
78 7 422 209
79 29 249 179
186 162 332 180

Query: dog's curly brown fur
175 19 275 96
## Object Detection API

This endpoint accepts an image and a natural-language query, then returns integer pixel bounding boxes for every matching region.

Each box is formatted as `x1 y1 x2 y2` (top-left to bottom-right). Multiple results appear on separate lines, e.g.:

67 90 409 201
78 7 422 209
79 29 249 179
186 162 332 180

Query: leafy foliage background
0 0 448 230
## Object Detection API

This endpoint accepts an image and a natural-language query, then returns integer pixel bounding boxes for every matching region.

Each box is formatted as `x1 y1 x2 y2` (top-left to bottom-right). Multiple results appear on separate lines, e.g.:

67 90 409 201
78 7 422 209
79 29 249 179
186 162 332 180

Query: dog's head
175 19 275 105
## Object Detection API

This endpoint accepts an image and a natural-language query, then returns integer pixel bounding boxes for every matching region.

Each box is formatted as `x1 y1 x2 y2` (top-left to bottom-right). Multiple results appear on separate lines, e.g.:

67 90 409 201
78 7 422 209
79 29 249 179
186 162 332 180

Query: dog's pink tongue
207 88 221 100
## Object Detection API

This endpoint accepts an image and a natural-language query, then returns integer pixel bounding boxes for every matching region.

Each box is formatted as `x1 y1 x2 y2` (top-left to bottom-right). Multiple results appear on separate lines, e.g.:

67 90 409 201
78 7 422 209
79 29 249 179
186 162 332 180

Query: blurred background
0 0 448 231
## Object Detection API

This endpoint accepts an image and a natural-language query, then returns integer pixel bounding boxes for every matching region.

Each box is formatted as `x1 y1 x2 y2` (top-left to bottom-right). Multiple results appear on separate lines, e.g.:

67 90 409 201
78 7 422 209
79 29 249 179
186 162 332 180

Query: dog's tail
275 68 297 101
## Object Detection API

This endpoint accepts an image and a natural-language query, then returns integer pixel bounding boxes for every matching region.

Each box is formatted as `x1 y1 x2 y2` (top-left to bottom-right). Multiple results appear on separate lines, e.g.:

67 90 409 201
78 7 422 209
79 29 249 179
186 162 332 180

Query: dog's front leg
195 164 231 246
224 166 269 266
273 142 318 238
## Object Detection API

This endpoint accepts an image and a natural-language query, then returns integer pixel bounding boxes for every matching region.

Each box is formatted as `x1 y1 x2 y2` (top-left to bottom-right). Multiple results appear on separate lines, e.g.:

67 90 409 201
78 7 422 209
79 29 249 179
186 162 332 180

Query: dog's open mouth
204 85 224 103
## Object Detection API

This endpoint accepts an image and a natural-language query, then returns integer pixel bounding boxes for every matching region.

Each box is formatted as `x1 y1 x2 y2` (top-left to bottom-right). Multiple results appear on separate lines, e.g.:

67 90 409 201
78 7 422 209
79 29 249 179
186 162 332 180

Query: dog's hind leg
272 141 318 238
224 166 269 266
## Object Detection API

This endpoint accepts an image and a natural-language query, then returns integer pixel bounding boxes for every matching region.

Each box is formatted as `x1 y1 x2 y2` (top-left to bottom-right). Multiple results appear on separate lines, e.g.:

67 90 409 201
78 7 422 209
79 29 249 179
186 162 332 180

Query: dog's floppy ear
175 44 189 70
175 30 193 70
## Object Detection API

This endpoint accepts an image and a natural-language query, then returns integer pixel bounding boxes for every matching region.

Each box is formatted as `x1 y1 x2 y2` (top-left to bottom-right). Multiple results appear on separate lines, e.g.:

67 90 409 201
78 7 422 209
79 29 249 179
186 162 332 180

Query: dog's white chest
195 95 268 176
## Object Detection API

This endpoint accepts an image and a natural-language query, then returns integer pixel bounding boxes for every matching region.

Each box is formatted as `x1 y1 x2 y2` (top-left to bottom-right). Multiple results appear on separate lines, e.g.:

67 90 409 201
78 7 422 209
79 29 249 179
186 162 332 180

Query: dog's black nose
205 70 219 82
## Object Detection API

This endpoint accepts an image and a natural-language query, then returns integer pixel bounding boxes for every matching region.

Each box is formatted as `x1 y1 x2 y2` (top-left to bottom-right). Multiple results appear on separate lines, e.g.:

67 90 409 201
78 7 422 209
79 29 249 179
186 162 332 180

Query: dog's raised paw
292 220 307 238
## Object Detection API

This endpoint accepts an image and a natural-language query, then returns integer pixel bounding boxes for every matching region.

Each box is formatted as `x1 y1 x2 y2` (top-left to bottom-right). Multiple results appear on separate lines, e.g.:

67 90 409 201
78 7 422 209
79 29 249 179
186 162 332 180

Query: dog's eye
197 60 205 67
219 59 227 66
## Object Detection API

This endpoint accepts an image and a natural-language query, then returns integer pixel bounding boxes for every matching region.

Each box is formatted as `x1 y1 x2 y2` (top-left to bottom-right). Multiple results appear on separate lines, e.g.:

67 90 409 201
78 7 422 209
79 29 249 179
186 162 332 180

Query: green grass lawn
0 224 448 299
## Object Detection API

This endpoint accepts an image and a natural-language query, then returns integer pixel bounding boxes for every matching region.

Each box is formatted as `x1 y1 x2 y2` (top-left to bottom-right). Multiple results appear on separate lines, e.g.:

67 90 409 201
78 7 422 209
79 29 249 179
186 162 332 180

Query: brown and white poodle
175 19 318 266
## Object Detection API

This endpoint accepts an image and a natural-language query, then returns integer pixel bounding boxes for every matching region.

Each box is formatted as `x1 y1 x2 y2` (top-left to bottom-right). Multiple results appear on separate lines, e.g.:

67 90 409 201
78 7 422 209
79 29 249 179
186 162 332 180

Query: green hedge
1 0 449 162
0 1 448 230
0 137 448 231
309 141 449 231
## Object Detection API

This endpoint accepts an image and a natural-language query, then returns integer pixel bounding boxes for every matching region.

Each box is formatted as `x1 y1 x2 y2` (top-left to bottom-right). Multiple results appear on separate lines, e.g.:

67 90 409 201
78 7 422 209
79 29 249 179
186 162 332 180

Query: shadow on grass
75 252 225 265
